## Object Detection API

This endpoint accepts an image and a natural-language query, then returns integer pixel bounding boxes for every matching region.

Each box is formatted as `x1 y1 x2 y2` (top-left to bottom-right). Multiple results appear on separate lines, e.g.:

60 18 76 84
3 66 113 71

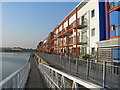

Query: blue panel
99 2 107 41
110 31 115 37
109 7 120 38
110 12 119 25
116 26 120 36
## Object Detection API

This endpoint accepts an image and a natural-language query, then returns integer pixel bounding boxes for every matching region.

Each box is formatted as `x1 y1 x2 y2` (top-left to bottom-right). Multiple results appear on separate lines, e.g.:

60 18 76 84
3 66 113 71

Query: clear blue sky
2 2 79 49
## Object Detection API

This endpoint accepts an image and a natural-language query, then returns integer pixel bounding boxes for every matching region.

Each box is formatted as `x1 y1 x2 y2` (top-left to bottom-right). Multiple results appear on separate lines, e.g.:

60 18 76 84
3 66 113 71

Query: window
91 9 95 18
91 28 95 36
91 48 95 55
110 25 116 31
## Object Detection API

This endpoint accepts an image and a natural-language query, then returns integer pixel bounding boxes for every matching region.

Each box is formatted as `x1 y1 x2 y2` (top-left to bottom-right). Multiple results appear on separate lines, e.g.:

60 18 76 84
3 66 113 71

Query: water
0 52 31 82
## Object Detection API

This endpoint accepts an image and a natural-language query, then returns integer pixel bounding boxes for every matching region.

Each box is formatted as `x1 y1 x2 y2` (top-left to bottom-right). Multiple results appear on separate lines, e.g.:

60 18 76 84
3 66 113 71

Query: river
0 52 31 82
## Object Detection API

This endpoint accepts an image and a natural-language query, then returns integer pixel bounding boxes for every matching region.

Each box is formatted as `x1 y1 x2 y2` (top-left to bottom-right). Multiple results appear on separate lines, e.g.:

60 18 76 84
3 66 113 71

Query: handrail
36 52 120 89
0 61 30 89
38 62 102 89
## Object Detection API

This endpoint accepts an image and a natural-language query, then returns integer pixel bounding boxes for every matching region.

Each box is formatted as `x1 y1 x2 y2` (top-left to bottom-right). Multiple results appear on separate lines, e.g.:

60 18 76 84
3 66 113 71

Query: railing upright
76 58 78 73
69 57 71 70
103 61 106 88
86 59 90 78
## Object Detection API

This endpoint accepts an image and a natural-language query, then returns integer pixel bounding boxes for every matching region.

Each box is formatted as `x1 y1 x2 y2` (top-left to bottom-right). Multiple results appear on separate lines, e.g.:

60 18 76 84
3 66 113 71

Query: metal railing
37 52 120 89
35 55 102 89
0 61 30 89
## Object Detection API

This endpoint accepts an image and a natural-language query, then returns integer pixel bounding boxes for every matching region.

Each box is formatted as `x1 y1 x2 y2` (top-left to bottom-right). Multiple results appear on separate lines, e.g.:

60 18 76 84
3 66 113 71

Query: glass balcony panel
78 35 87 44
78 18 87 29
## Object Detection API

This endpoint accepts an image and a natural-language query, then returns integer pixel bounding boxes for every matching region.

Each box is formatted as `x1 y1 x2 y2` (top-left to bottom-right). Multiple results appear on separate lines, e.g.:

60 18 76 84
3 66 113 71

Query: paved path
25 55 48 88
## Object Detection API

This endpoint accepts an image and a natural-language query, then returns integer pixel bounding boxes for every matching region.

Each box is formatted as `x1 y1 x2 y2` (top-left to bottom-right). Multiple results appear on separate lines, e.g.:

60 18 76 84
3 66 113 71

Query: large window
91 9 95 18
91 28 95 36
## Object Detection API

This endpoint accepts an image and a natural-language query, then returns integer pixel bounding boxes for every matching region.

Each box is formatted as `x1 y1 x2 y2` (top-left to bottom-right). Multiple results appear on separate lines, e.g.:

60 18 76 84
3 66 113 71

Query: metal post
69 57 71 70
103 61 106 88
75 83 78 90
17 74 20 88
86 59 90 78
56 72 59 86
60 55 62 65
63 56 64 67
76 58 78 73
62 76 66 89
13 78 15 88
56 54 58 63
51 70 54 81
50 69 52 88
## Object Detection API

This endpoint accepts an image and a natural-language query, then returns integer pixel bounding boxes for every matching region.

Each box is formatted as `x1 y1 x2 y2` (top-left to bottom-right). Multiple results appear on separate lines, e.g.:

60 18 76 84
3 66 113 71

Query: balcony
69 37 75 44
109 1 120 11
64 27 68 31
78 35 87 45
69 21 76 29
59 31 62 35
72 19 87 29
60 43 62 46
70 29 73 34
64 33 67 37
78 18 87 29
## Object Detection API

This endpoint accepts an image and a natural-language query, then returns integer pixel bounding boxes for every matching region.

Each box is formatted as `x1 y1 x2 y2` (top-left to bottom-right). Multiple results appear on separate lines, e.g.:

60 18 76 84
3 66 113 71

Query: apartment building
39 0 120 62
97 0 120 62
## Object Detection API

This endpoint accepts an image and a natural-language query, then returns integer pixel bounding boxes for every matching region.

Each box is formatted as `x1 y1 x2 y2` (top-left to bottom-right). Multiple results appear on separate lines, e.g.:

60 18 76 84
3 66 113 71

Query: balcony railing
78 18 87 29
65 35 87 45
69 21 76 29
78 35 87 44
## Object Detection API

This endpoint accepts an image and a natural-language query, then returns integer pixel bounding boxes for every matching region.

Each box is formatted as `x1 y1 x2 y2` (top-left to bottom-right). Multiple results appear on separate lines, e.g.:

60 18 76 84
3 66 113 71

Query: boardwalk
25 55 48 88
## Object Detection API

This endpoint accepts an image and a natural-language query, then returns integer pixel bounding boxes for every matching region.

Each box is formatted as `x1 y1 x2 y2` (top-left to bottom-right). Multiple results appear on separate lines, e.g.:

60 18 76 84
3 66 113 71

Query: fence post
57 54 58 63
17 74 20 88
62 76 66 89
86 59 90 78
63 56 65 67
103 61 106 88
56 72 59 86
13 78 15 88
60 55 62 65
75 83 78 90
76 58 78 73
69 57 71 70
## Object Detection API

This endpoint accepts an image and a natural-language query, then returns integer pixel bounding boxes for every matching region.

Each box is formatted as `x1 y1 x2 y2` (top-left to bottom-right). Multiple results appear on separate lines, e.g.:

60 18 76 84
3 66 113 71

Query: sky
1 2 79 49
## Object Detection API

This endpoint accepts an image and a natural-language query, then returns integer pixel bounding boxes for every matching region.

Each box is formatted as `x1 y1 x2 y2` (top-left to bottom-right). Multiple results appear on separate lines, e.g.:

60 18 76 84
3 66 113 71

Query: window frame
91 28 95 36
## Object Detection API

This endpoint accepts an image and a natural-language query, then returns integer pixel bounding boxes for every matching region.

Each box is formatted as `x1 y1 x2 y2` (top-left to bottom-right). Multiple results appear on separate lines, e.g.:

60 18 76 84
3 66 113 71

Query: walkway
25 54 48 88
